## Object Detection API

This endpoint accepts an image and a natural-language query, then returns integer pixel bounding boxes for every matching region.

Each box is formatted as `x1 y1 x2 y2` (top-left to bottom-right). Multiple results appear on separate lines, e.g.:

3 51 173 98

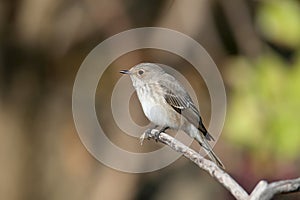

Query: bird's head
120 63 164 88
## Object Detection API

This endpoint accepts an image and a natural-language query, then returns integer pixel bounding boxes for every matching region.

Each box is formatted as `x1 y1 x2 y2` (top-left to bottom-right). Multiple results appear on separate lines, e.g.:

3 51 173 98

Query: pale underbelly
139 97 180 129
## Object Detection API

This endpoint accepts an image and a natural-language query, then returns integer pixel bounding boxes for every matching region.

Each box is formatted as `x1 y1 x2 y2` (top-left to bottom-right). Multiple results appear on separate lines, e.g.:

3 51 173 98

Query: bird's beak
120 70 130 75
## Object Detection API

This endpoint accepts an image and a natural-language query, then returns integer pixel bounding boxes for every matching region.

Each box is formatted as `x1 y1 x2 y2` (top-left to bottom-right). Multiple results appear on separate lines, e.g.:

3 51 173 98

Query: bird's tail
197 135 225 169
184 124 225 169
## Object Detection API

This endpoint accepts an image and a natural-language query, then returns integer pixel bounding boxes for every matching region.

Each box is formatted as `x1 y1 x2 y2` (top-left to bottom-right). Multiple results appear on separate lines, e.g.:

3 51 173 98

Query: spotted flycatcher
120 63 224 168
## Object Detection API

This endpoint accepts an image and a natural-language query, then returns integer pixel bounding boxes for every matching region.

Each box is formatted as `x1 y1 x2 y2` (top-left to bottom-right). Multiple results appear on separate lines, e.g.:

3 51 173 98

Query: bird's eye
138 70 144 75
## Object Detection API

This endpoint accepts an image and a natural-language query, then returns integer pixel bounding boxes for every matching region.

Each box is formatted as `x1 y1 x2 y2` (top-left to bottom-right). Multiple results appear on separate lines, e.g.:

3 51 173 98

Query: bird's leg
140 125 158 145
148 125 159 135
154 126 169 142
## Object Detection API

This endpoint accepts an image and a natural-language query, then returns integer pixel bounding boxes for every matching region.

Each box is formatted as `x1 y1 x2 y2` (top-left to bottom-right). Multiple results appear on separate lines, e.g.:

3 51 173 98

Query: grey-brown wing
158 79 214 141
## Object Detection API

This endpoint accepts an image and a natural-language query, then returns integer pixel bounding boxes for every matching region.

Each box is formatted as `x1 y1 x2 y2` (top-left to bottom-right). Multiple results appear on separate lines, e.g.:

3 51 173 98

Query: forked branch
142 129 300 200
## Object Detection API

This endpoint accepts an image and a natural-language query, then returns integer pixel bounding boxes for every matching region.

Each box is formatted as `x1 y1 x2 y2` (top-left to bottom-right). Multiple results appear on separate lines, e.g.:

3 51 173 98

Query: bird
120 63 224 169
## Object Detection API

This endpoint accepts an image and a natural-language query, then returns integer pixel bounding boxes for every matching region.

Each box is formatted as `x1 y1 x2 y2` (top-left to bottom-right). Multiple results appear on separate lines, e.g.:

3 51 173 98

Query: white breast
135 85 179 128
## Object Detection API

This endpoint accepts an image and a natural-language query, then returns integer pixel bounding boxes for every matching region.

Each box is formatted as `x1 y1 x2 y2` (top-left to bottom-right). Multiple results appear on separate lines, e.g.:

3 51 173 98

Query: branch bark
142 129 300 200
249 178 300 200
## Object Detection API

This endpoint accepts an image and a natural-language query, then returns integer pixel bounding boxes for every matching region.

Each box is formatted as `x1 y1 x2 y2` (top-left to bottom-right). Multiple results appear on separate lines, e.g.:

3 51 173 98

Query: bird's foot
154 131 161 142
139 128 152 145
140 126 169 144
154 126 169 142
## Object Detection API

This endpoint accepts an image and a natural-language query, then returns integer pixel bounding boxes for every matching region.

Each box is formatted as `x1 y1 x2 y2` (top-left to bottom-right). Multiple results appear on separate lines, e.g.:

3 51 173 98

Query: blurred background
1 0 300 199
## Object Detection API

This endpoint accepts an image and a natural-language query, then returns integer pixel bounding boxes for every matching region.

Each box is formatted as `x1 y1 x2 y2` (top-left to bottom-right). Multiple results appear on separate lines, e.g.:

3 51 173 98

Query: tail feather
197 136 225 169
205 147 225 169
184 123 224 168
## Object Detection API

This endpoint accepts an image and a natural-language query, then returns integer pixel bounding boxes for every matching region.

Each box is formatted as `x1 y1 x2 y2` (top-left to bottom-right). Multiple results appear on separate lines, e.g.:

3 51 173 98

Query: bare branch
142 129 300 200
142 129 249 200
249 178 300 200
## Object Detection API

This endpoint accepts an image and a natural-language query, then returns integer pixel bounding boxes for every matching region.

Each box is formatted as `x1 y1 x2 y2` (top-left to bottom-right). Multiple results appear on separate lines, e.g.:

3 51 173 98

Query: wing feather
159 78 214 141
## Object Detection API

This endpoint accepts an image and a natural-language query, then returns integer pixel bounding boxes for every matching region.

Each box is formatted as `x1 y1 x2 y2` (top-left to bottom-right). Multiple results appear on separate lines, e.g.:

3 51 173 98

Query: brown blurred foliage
0 0 299 200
